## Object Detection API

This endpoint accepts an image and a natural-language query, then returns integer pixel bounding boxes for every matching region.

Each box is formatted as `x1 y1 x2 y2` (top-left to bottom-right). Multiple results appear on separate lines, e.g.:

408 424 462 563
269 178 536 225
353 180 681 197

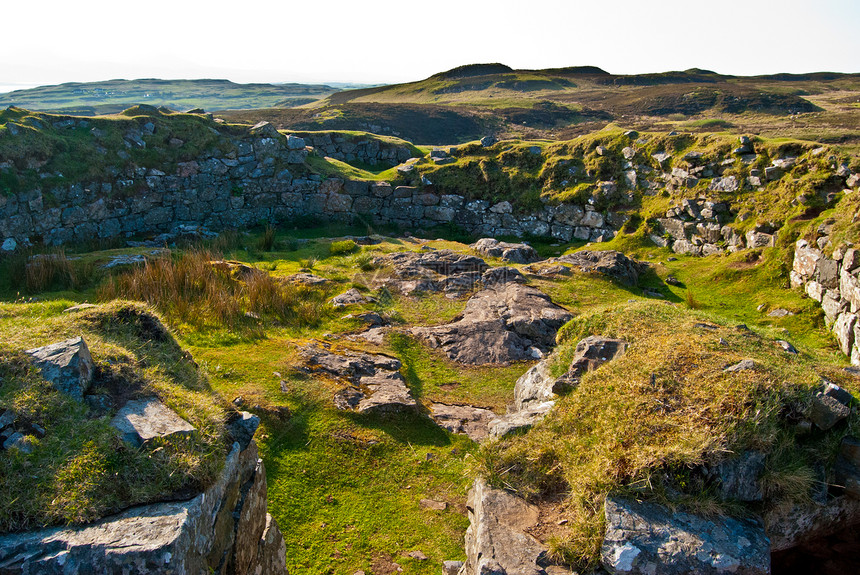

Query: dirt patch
371 553 403 575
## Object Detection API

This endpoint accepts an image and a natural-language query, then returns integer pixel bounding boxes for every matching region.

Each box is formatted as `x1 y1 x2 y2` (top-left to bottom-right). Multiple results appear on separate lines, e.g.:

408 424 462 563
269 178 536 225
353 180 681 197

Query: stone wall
791 238 860 365
0 128 622 248
294 131 416 167
0 437 287 574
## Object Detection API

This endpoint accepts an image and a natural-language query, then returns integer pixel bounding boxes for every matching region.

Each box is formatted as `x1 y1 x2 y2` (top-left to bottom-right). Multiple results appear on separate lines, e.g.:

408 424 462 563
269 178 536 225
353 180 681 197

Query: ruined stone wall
0 437 286 574
792 238 860 365
0 132 622 248
294 131 415 167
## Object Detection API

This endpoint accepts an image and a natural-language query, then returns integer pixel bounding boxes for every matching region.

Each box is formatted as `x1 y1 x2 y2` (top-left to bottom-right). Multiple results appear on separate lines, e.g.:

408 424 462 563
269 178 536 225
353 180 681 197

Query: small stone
406 551 427 561
1 238 17 252
443 560 464 575
725 359 756 373
420 498 448 511
330 288 374 308
823 381 855 406
776 340 798 354
768 308 794 318
3 432 33 454
62 303 97 313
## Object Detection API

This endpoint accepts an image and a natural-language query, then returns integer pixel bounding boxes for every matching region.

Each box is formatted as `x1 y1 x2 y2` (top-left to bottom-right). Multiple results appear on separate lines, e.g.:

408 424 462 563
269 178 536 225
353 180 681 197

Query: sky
2 0 859 91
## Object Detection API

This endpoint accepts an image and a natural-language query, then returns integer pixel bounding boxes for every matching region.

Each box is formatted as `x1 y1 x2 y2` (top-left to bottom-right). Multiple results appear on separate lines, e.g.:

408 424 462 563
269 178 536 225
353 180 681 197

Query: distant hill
0 79 374 115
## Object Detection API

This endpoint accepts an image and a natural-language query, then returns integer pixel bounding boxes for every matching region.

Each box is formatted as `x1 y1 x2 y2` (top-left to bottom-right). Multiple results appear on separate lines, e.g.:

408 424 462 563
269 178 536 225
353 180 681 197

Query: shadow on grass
346 410 452 448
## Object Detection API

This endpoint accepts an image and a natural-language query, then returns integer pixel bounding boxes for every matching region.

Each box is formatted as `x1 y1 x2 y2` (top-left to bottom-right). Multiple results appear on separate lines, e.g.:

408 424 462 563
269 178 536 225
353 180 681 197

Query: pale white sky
2 0 858 90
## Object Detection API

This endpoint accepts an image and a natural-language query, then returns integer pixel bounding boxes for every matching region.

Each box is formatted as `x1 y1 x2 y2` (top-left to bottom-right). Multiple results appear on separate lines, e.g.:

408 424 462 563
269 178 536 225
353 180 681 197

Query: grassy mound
479 301 858 569
0 301 227 531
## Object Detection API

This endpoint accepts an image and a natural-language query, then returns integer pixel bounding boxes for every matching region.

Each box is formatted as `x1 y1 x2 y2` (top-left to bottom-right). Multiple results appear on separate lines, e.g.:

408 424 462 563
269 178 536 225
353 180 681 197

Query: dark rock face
298 342 416 415
601 497 770 575
459 478 557 575
471 238 540 264
0 441 287 575
25 336 94 400
542 250 646 287
411 283 573 365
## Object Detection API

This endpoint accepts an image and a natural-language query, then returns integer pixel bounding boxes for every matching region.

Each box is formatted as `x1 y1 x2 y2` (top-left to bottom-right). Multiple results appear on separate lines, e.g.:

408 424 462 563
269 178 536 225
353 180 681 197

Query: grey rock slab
443 559 464 575
2 432 33 454
481 266 526 287
716 451 765 501
724 359 756 373
488 403 555 438
330 288 375 308
299 343 416 415
460 478 554 575
602 497 770 575
765 491 860 551
111 397 196 447
429 403 496 442
411 283 573 365
26 336 94 400
808 392 851 430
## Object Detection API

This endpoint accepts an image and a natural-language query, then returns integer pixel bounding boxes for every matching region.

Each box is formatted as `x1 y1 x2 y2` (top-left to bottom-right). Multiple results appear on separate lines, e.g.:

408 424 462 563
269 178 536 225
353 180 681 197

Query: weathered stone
716 451 765 501
471 238 539 264
460 478 553 575
227 411 260 450
808 392 851 430
834 313 857 356
111 397 196 447
709 175 739 192
26 336 94 400
547 250 646 287
419 498 448 511
514 336 626 411
298 343 416 415
766 493 860 551
3 432 33 454
330 288 374 308
481 266 526 287
602 497 770 575
724 359 756 372
429 403 496 442
487 404 555 438
443 559 464 575
411 283 573 365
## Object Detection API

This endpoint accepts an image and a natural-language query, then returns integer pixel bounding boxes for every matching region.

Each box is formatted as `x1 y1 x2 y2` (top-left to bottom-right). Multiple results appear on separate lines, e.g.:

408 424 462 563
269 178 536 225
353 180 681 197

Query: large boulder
459 478 559 575
602 497 770 575
539 250 646 287
25 336 94 400
411 283 573 365
0 441 286 574
298 342 416 415
471 238 540 264
376 249 489 295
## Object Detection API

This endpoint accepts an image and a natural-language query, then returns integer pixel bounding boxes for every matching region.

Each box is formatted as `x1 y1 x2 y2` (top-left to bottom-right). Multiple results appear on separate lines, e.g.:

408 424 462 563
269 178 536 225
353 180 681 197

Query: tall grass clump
6 248 96 293
97 249 329 332
258 225 276 252
329 239 358 256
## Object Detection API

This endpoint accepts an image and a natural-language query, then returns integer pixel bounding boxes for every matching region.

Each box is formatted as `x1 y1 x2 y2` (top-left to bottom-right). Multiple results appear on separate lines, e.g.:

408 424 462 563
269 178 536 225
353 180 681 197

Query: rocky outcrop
411 283 573 365
791 238 860 364
292 131 416 167
655 198 746 256
25 336 94 400
470 238 539 264
601 497 770 575
298 342 417 414
514 336 627 411
376 248 489 296
532 250 646 287
0 436 286 575
489 336 627 438
459 479 561 575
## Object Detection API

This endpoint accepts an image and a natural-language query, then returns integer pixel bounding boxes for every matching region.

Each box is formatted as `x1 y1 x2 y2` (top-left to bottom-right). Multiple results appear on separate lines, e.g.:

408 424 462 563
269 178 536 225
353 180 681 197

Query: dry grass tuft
97 249 330 333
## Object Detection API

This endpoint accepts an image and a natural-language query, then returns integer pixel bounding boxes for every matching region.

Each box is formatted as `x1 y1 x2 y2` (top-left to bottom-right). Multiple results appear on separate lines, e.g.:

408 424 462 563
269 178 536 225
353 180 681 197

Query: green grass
0 301 226 531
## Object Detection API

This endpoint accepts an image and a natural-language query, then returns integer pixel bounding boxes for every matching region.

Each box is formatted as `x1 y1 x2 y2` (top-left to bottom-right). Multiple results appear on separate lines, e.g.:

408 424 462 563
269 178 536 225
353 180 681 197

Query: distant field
0 79 375 114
